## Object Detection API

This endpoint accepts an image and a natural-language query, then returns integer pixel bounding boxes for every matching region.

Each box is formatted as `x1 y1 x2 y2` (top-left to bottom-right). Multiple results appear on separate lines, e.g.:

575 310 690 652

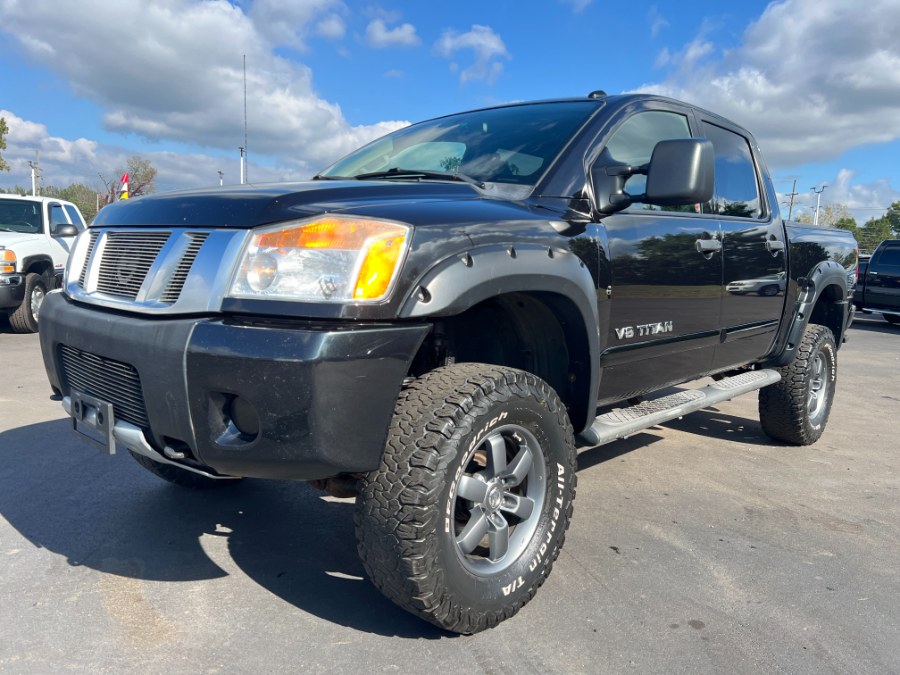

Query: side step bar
578 369 781 447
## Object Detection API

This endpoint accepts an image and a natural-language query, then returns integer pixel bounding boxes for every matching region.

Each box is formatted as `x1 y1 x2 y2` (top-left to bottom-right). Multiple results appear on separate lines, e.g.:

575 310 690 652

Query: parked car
853 240 900 324
0 194 86 332
39 93 856 633
726 270 787 296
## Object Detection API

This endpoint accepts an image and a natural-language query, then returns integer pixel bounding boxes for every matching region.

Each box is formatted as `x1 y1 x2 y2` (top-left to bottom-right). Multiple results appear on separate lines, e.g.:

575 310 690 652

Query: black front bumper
0 274 25 310
39 292 430 479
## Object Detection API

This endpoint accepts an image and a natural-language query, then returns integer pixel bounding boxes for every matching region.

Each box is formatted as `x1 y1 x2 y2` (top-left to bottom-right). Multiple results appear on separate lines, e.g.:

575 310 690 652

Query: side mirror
53 224 79 238
644 139 714 206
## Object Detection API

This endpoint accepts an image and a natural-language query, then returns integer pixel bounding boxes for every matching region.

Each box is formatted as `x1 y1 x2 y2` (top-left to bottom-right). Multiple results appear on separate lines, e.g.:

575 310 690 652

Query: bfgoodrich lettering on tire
354 363 577 633
759 323 837 445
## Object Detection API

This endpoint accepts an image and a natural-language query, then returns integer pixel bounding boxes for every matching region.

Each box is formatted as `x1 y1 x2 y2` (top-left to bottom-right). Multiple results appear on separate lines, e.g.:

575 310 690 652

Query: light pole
811 184 827 226
218 170 224 186
239 147 245 185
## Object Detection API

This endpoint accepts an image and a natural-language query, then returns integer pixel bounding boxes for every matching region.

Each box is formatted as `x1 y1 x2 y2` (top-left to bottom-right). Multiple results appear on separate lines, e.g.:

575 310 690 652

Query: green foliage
0 117 9 172
857 216 894 254
41 183 99 222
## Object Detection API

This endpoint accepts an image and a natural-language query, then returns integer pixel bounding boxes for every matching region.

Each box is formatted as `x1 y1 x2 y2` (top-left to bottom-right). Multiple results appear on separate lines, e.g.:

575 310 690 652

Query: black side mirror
644 139 714 206
53 224 79 237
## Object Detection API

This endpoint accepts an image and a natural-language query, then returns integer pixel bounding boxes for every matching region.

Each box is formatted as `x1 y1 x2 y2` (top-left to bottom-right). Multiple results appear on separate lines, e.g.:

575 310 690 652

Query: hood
92 180 487 229
0 231 41 248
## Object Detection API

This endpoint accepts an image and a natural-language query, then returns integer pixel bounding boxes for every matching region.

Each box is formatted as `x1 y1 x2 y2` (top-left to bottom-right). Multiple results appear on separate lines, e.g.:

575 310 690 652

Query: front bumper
39 292 430 479
0 274 25 310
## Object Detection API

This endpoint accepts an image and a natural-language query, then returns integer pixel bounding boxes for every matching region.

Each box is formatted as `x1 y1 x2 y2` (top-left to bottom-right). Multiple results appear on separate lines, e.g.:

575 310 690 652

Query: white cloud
0 0 406 173
635 0 900 168
249 0 345 49
779 169 900 225
558 0 592 12
316 14 346 39
648 6 669 38
364 19 420 48
435 25 509 85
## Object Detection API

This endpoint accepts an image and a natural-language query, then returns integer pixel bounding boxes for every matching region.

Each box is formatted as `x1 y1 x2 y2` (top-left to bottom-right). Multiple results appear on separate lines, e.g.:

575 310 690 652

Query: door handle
766 239 785 253
696 238 722 254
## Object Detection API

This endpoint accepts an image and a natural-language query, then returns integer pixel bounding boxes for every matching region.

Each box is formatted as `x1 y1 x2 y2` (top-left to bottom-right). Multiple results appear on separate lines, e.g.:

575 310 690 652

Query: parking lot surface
1 313 898 674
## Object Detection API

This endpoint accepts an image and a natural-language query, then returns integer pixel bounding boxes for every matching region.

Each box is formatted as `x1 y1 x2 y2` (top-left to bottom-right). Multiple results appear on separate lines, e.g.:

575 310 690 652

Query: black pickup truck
853 239 900 323
38 93 857 633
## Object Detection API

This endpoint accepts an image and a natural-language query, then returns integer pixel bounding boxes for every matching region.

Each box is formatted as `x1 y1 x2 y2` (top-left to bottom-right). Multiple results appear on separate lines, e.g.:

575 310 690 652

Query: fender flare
20 254 55 278
400 243 600 432
769 259 850 367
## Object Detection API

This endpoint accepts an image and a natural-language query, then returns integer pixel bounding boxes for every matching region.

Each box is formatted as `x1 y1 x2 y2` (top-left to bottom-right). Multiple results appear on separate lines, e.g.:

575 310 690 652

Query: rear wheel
9 272 47 333
759 323 836 445
355 364 577 633
128 450 240 490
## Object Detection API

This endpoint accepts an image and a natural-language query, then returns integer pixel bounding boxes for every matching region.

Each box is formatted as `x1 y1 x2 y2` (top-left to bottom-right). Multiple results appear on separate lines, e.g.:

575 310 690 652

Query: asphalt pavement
1 312 898 674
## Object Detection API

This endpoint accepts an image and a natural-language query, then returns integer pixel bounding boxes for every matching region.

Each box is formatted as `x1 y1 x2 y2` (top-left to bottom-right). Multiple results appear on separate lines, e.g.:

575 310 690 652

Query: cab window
701 122 762 219
595 110 693 213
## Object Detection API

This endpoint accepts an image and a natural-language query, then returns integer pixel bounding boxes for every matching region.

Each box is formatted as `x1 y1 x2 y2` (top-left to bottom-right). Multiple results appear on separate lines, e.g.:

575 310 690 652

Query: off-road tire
883 313 900 325
9 272 47 333
128 450 240 490
759 323 836 445
355 363 577 634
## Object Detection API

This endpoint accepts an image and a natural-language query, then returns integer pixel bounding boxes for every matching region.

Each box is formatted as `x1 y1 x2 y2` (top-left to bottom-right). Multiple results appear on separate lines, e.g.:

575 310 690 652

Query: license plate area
70 390 116 455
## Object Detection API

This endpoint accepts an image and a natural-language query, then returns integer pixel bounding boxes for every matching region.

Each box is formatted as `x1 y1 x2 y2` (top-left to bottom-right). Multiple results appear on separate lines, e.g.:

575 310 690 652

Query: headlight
0 248 15 275
228 215 411 303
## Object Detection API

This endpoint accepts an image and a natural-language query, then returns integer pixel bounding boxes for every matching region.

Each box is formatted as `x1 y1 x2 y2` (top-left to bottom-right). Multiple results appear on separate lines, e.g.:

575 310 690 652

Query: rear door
590 103 722 403
865 242 900 311
696 119 787 370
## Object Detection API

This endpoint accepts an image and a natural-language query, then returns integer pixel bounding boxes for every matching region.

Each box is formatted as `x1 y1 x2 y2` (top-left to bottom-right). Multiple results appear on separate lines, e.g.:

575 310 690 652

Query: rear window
876 244 900 267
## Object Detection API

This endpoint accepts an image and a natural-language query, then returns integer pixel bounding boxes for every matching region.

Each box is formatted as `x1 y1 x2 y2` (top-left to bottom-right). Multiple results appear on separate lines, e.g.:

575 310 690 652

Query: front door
591 106 722 404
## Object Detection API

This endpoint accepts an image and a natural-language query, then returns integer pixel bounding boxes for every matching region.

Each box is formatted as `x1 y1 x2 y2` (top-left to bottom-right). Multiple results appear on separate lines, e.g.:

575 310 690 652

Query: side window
48 203 69 229
596 110 693 213
876 245 900 267
63 204 86 229
701 122 761 219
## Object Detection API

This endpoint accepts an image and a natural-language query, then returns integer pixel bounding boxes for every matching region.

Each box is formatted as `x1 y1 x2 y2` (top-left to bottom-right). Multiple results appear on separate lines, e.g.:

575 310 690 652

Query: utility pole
218 170 224 186
785 179 798 221
811 184 827 226
239 147 245 185
242 54 248 184
27 151 41 196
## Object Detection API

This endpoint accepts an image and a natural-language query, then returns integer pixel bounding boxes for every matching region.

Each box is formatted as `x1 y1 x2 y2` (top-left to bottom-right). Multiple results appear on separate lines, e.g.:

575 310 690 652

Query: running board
578 369 781 447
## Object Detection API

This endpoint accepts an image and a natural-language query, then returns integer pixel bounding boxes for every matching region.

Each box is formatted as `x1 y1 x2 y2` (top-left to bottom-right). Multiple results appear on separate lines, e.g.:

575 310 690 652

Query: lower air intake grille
59 345 149 428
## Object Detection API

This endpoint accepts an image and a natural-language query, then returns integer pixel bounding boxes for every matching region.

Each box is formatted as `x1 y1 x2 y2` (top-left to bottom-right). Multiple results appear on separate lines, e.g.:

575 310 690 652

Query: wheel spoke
501 493 535 520
456 475 488 503
456 507 490 554
502 444 533 487
487 513 509 561
487 434 507 477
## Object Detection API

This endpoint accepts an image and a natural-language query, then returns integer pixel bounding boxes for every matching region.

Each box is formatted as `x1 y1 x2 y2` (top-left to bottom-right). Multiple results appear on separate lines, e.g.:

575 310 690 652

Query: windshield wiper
353 167 485 189
311 174 349 180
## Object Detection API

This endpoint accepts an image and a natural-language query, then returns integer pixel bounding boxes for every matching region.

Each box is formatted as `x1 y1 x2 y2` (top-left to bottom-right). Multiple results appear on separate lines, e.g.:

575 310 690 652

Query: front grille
95 231 171 299
161 232 209 303
78 231 99 288
58 345 149 428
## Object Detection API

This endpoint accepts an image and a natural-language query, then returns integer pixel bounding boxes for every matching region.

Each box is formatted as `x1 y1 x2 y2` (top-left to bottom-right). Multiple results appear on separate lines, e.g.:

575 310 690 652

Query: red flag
120 173 129 183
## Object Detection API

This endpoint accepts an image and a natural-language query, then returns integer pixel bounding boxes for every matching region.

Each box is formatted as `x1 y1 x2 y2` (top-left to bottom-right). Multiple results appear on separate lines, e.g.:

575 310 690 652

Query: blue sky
1 0 899 222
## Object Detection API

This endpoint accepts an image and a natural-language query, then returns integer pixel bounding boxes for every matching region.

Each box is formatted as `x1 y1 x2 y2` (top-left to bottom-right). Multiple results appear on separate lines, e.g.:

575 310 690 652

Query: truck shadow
0 419 444 639
849 314 900 335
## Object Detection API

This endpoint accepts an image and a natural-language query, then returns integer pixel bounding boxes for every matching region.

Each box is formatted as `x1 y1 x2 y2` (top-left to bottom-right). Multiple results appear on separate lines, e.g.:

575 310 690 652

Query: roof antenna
588 90 607 98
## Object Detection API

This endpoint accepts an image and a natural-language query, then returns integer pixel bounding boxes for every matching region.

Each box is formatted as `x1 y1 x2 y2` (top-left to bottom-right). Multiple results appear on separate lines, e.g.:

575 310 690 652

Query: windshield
320 101 599 187
0 199 42 234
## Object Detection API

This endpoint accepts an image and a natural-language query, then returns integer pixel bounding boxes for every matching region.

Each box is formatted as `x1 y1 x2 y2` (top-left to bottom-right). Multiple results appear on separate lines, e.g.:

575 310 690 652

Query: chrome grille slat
78 231 99 288
58 345 149 429
94 231 171 299
161 232 209 303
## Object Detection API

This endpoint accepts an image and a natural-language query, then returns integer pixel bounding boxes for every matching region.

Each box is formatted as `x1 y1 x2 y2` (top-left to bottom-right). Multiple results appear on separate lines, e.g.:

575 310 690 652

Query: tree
0 117 9 172
886 200 900 237
42 183 100 223
796 203 853 227
99 155 157 207
856 216 894 254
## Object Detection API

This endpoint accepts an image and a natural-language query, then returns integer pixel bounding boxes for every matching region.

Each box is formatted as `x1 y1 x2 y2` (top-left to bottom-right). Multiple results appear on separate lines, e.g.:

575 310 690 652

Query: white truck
0 194 86 332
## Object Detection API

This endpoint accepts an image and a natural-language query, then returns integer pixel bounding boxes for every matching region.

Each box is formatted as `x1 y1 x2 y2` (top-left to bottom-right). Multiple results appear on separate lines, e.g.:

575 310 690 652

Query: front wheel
759 323 837 445
9 272 47 333
355 364 577 633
